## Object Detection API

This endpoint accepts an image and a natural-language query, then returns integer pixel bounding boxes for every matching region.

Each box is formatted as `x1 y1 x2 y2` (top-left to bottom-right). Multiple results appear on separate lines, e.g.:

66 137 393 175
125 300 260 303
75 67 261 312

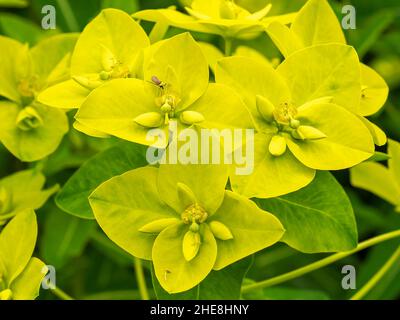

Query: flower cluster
0 0 392 295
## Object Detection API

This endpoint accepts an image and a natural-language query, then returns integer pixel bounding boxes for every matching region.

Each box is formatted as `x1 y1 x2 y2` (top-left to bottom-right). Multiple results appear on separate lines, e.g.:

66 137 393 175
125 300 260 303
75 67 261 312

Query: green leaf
10 257 46 300
40 202 96 269
0 0 28 8
101 0 139 13
211 191 284 270
243 281 330 300
276 44 361 114
56 141 149 219
0 209 37 285
351 10 396 59
0 13 46 46
368 152 390 162
257 171 358 253
153 256 253 299
89 167 177 260
388 139 400 186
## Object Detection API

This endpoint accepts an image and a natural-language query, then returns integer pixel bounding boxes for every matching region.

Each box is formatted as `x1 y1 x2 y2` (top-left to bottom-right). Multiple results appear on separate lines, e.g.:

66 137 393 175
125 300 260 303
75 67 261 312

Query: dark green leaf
56 141 149 219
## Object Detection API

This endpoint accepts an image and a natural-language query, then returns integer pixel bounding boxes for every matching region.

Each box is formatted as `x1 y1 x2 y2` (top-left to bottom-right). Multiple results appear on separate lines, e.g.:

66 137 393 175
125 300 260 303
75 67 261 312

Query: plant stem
50 286 74 300
242 230 400 293
134 258 150 300
224 37 233 56
56 0 80 32
350 245 400 300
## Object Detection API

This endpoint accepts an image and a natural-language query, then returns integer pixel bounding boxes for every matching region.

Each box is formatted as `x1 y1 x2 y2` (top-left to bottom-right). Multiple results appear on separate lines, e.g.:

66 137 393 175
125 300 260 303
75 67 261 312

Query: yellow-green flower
75 32 253 147
216 46 375 198
0 34 77 161
351 139 400 212
133 0 296 39
266 0 389 127
0 169 58 225
38 9 150 112
89 164 284 293
0 210 47 300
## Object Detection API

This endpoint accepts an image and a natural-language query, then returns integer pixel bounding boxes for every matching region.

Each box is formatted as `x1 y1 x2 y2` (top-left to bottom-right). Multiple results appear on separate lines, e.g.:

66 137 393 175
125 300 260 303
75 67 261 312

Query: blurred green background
0 0 399 300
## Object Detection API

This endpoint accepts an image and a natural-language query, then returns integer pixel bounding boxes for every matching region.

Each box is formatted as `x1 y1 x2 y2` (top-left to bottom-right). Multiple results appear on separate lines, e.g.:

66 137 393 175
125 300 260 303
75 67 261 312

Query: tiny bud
16 106 43 131
209 221 233 240
134 112 163 128
139 218 180 233
182 230 201 262
256 95 275 122
160 103 172 114
180 111 205 125
290 118 300 129
269 135 287 156
99 71 110 80
190 222 200 232
0 289 12 300
296 125 327 140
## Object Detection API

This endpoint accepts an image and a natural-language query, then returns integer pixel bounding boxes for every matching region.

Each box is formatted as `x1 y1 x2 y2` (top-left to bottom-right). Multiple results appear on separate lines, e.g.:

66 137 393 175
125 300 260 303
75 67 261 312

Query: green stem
56 0 80 32
242 230 400 293
50 286 74 300
134 258 150 300
350 245 400 300
224 37 233 56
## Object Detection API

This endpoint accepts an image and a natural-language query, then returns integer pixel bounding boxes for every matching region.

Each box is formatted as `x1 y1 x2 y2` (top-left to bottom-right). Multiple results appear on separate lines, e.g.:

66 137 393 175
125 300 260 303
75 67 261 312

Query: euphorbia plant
74 32 253 147
0 0 398 301
0 34 77 161
0 169 58 225
38 8 150 137
0 209 46 300
89 163 284 293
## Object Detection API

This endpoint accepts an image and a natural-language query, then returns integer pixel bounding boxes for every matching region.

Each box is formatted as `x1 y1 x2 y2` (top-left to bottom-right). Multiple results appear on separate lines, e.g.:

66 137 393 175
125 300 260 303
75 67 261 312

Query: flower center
152 75 182 125
256 95 328 157
273 102 298 125
18 76 39 106
15 106 43 131
181 203 208 225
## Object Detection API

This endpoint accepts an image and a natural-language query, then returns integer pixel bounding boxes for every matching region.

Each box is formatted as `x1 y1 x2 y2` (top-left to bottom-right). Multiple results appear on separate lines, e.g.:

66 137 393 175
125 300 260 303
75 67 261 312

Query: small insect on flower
151 75 167 90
